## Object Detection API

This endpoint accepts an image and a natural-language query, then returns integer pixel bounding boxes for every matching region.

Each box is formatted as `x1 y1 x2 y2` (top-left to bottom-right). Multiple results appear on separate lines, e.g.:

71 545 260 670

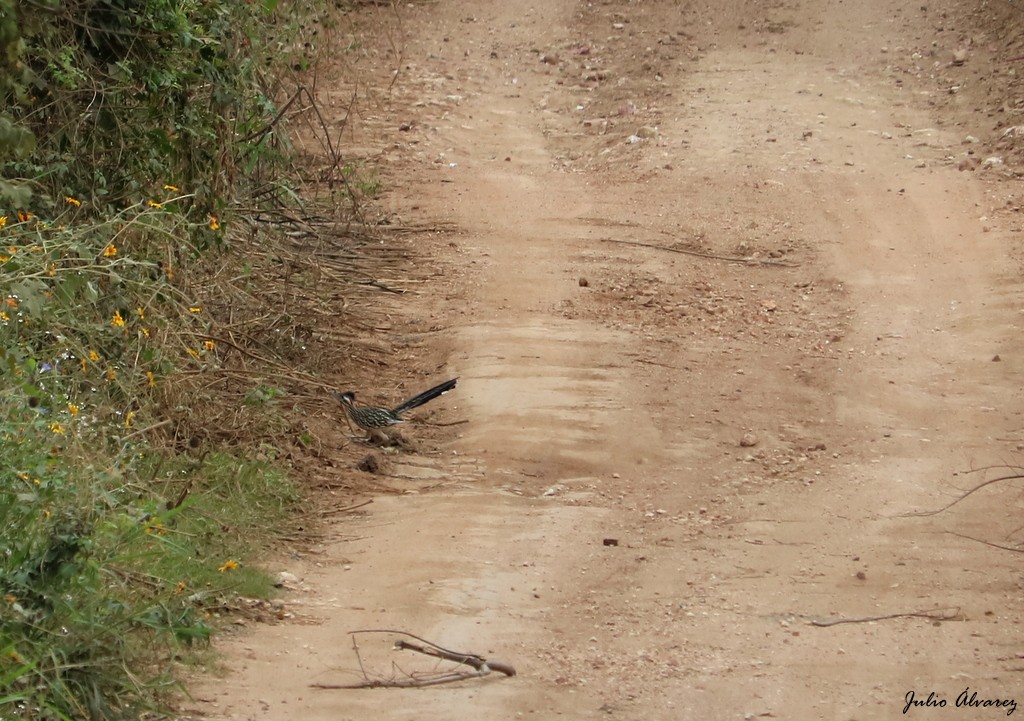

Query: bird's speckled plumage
333 378 458 439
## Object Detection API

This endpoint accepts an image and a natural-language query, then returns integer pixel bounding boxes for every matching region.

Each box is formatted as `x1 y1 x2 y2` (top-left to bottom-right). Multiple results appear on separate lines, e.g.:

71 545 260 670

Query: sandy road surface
184 1 1024 719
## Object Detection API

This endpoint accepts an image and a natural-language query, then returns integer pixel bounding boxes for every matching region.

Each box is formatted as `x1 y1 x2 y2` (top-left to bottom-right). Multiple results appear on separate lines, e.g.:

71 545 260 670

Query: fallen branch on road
809 607 961 627
310 629 516 689
318 498 374 517
946 531 1024 554
599 237 801 267
392 639 517 677
899 468 1024 517
423 418 470 427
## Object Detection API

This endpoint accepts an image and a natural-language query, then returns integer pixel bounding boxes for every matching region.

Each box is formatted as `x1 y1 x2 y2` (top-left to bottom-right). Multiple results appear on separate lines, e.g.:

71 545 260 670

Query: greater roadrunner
333 378 458 443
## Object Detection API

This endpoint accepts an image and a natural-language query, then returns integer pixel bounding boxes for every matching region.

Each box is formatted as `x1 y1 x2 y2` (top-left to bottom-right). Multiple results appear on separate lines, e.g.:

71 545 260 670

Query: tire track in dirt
628 2 1024 717
446 89 668 478
661 91 1013 721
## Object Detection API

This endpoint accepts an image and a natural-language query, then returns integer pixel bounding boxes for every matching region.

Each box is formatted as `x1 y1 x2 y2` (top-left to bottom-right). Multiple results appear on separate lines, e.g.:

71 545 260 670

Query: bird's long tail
390 378 458 415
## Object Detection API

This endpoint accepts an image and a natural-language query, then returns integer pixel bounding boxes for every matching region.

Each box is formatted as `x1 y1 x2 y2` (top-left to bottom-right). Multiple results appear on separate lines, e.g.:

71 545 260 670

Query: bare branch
311 629 516 689
600 237 801 267
899 471 1024 517
946 531 1024 554
810 607 961 627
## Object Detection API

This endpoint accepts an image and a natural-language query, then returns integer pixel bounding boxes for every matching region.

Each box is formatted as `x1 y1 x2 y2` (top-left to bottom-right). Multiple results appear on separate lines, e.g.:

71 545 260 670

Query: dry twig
899 468 1024 517
600 237 801 267
311 629 516 689
319 499 374 517
946 531 1024 554
810 607 961 627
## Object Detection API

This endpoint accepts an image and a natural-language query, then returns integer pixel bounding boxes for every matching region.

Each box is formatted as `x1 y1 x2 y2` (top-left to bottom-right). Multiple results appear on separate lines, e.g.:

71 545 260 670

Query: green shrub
0 0 325 717
0 0 303 216
0 410 298 719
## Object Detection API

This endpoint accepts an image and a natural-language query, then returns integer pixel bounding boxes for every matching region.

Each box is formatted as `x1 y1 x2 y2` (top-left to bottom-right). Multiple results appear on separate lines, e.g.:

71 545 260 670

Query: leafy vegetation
0 0 331 717
1 0 298 215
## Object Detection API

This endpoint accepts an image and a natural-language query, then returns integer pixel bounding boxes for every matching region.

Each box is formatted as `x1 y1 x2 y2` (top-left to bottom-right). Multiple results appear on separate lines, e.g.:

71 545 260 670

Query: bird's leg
342 414 358 437
368 427 392 445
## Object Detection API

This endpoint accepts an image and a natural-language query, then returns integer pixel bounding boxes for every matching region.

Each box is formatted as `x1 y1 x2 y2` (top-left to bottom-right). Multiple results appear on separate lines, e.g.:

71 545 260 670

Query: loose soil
182 1 1024 719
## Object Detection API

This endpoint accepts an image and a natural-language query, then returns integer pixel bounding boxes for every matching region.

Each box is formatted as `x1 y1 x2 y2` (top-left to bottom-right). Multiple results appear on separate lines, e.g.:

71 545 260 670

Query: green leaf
11 278 48 317
54 273 84 304
0 115 35 159
0 178 31 207
21 383 43 409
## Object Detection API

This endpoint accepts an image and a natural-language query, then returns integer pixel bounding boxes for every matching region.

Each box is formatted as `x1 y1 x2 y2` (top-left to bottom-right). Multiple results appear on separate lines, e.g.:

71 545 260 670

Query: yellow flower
49 422 64 435
124 410 135 428
88 350 100 362
105 367 117 381
135 307 145 320
188 306 201 313
218 559 240 573
185 347 200 359
3 594 16 603
79 357 87 372
65 196 81 207
112 310 125 327
141 327 151 338
0 312 9 323
42 508 51 519
103 243 117 257
0 256 9 263
208 214 220 231
146 370 155 387
163 184 180 192
147 200 163 209
174 581 186 594
67 403 79 416
46 263 57 276
7 246 16 254
203 340 215 351
17 472 28 481
0 216 6 229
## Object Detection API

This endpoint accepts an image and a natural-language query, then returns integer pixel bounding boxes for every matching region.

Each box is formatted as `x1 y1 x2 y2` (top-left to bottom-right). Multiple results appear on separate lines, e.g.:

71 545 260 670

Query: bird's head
333 391 356 405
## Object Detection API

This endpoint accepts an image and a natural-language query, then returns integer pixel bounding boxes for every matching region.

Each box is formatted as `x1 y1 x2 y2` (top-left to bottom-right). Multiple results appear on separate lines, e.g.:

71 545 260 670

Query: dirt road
185 1 1024 719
